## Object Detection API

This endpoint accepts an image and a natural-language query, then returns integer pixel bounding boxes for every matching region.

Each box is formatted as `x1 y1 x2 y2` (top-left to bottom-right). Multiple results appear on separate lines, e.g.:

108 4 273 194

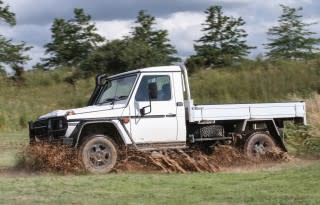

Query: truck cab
29 65 306 173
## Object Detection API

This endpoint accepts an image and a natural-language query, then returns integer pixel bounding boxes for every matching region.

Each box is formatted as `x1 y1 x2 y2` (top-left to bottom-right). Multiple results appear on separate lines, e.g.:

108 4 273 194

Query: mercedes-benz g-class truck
29 65 306 173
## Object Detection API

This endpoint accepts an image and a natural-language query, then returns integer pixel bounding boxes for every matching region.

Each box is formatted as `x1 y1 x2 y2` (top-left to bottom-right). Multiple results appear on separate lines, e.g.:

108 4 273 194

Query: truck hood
39 103 126 119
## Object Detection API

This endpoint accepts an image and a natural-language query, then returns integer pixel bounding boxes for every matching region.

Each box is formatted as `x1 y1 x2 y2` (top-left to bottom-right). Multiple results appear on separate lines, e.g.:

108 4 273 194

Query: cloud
3 0 320 69
157 12 205 56
95 20 133 40
5 0 258 25
24 45 47 69
2 24 51 46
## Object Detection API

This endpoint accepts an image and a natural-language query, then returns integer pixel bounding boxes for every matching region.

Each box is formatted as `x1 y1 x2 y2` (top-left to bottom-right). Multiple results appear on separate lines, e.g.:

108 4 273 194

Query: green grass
0 162 319 205
0 132 27 168
0 69 94 132
190 60 320 104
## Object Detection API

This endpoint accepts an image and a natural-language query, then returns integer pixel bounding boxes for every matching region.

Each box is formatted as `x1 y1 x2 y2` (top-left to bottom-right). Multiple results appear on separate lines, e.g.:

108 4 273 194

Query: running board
134 142 187 151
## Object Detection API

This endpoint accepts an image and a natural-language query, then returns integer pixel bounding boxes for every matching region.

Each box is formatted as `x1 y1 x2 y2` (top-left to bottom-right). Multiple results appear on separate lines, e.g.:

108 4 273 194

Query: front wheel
244 132 277 158
79 135 118 174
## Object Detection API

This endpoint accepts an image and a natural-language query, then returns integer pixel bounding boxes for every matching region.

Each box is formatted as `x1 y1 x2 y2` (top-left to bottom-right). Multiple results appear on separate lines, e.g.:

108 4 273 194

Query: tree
265 5 320 60
130 10 180 65
0 0 15 25
42 8 104 68
0 0 31 72
188 5 254 69
78 10 179 78
79 38 160 77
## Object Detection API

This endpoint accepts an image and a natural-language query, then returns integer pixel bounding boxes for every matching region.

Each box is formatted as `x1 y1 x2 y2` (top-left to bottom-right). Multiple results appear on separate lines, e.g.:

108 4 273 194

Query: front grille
29 117 68 141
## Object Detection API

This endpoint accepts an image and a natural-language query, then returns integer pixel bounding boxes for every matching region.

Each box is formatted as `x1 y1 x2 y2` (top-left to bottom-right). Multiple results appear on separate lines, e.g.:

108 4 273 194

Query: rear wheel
244 132 276 158
79 135 117 174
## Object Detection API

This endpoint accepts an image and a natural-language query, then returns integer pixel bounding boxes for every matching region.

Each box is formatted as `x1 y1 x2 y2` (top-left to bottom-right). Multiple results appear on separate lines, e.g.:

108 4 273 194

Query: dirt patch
12 144 291 175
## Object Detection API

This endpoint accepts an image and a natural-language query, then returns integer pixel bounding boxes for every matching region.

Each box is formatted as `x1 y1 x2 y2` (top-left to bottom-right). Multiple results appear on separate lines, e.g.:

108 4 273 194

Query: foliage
0 0 31 71
187 5 254 70
79 10 180 77
284 95 320 157
265 5 320 60
80 39 158 77
285 123 320 157
190 59 320 104
131 10 180 64
0 68 94 132
11 64 25 81
42 8 104 68
79 40 127 77
0 0 15 25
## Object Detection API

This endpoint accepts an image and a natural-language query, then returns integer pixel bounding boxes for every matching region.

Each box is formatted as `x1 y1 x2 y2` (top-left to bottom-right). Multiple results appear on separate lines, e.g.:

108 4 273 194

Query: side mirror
140 107 146 116
148 82 158 99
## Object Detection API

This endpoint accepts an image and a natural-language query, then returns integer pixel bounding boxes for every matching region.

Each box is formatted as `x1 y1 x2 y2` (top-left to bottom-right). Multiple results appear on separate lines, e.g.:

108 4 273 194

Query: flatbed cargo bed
189 102 306 123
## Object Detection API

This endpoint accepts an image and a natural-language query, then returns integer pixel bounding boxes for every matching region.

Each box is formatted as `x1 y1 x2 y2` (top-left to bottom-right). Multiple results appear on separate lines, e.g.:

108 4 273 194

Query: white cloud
157 12 205 56
95 20 133 40
23 46 47 70
256 0 313 8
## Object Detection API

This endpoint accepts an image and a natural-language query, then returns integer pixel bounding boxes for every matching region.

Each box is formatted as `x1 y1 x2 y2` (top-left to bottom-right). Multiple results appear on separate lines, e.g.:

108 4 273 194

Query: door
129 74 178 143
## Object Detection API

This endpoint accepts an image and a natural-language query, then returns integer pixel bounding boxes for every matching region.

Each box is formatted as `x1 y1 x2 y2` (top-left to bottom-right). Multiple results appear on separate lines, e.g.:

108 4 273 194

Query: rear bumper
29 117 72 145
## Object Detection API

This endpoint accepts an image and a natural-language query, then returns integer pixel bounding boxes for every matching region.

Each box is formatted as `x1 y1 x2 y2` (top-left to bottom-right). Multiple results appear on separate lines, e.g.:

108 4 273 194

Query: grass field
0 132 26 168
0 159 319 205
0 132 319 205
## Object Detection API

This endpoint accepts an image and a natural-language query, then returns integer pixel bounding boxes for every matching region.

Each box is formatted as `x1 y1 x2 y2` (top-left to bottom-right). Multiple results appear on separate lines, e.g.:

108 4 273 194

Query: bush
189 60 320 104
285 123 320 157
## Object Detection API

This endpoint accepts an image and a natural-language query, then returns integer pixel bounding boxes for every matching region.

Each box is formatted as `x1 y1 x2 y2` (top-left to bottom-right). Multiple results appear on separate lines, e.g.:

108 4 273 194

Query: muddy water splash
16 144 290 174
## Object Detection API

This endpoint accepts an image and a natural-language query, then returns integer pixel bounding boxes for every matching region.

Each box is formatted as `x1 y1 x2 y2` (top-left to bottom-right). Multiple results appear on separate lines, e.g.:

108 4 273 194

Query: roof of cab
108 65 181 79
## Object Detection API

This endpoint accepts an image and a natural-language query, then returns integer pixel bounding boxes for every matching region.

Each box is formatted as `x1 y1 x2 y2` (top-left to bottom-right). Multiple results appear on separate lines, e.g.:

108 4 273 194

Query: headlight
58 119 63 129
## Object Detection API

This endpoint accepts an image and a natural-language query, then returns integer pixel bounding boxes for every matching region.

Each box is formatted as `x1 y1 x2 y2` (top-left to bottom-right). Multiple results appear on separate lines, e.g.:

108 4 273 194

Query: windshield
96 74 137 105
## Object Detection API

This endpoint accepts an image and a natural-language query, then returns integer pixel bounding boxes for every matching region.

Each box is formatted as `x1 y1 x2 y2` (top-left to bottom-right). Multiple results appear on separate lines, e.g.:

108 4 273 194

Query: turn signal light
66 110 75 116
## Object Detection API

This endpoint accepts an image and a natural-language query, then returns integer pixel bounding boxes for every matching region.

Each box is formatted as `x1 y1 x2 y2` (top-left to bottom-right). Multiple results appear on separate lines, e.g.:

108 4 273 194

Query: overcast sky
2 0 320 69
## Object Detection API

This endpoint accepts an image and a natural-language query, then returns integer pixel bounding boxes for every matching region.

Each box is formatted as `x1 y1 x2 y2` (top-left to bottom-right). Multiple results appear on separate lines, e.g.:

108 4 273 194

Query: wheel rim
253 141 267 155
87 143 112 169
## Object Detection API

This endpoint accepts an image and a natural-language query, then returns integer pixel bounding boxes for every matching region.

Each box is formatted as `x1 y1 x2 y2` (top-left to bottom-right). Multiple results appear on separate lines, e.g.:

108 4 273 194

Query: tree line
1 0 320 79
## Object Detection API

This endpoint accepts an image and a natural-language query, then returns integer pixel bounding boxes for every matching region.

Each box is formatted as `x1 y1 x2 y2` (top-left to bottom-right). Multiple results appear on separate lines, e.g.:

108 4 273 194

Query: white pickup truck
29 65 306 173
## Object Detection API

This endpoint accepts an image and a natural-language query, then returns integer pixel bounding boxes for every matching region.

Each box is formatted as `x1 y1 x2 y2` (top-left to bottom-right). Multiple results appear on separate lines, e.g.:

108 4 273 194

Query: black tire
79 135 118 174
244 132 276 158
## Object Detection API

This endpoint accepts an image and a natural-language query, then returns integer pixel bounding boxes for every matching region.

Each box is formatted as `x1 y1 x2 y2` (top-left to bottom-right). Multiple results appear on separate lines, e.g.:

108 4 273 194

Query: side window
135 75 171 101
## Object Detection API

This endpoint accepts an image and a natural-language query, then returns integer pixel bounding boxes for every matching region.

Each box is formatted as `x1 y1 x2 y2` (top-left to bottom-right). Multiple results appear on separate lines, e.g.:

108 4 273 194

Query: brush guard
29 117 69 144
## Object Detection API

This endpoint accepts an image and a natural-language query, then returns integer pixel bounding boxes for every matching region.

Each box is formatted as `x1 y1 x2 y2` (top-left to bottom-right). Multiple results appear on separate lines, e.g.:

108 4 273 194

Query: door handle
176 102 184 106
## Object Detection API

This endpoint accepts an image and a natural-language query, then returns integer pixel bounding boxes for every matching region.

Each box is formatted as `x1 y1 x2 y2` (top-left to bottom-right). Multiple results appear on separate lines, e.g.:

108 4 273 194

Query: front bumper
29 117 72 145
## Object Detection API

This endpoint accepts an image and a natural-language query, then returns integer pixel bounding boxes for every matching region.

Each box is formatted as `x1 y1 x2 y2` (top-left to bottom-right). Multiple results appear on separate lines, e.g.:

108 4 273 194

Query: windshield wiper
97 98 117 105
116 95 128 100
98 96 128 105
